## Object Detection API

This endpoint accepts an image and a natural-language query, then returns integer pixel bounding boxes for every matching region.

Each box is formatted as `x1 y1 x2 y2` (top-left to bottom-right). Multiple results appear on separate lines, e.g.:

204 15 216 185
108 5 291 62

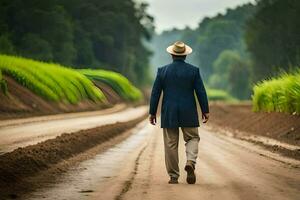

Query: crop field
252 70 300 114
0 55 144 104
79 69 142 102
0 55 106 104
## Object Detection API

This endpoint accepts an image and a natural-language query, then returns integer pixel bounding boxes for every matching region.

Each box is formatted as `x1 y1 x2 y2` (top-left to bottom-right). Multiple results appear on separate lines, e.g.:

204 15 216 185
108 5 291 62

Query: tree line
0 0 154 86
150 0 300 100
246 0 300 81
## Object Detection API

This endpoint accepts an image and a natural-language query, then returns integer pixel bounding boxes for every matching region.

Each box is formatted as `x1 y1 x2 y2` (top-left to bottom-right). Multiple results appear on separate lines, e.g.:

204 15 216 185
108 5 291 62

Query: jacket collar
172 58 186 63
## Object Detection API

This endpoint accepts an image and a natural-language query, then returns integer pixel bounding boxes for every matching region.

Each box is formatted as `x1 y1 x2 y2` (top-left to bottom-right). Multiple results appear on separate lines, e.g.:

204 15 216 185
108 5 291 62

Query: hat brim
166 44 193 55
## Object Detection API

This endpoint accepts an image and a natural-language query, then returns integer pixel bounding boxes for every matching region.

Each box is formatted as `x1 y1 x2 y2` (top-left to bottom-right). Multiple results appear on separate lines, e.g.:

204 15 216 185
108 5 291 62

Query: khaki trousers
163 127 200 178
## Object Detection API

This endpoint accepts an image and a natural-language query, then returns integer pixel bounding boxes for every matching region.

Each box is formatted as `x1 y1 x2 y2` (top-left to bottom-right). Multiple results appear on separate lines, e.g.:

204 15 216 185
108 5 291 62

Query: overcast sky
138 0 255 33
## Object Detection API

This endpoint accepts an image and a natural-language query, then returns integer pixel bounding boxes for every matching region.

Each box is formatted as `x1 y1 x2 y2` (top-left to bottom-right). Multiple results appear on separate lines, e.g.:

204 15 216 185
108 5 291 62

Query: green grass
79 69 142 102
207 88 237 102
252 69 300 114
0 54 106 104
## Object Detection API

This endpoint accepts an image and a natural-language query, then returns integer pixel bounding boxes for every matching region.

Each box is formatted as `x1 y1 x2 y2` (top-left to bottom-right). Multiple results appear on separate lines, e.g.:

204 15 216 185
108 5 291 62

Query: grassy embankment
252 70 300 114
79 69 142 102
0 55 142 104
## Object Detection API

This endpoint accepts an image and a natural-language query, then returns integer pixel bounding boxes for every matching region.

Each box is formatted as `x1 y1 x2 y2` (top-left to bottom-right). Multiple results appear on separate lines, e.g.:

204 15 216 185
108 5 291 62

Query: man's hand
202 113 209 123
149 115 157 125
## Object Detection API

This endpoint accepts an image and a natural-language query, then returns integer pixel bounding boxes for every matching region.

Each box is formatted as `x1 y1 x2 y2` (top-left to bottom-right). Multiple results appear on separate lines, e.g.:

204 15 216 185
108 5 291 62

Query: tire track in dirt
114 123 159 200
115 145 148 200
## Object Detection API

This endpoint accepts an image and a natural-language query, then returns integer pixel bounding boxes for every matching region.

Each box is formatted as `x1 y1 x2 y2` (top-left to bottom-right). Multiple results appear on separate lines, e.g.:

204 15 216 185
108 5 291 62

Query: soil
27 123 300 200
0 76 120 120
0 114 147 198
208 102 300 159
0 102 299 199
93 80 122 104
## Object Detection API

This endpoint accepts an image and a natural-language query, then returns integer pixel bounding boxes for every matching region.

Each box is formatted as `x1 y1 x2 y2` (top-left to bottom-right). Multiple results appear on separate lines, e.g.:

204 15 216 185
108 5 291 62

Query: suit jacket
149 58 209 128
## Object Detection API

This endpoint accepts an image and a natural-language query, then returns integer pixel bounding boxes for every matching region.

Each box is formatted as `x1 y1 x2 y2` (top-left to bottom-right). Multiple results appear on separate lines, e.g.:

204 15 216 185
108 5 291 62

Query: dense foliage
0 54 106 103
192 4 256 80
246 0 300 81
252 70 300 114
79 69 142 102
0 0 154 85
210 50 251 99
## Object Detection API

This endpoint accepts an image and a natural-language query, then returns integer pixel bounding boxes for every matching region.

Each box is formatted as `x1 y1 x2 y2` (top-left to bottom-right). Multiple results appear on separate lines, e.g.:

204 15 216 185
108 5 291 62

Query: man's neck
172 58 185 62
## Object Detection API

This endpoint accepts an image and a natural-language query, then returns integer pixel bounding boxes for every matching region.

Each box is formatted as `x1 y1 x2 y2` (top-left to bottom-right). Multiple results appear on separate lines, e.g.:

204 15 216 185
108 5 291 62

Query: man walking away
149 41 209 184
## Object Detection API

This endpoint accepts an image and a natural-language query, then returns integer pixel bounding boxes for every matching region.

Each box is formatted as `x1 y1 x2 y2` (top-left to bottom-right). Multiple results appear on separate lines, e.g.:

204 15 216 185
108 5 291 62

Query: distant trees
0 0 154 86
245 0 300 81
227 54 251 99
209 50 251 99
151 0 300 100
150 3 256 99
194 4 256 80
196 19 241 79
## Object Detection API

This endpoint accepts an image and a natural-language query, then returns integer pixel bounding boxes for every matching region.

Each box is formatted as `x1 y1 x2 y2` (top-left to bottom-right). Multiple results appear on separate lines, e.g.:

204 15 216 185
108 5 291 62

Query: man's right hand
202 113 209 123
149 115 157 125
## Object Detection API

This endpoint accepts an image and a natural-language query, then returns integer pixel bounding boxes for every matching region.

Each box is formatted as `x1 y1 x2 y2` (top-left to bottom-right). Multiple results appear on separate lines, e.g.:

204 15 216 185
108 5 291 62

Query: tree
209 50 239 90
0 34 15 54
0 0 153 86
227 57 251 100
209 50 251 99
197 20 241 79
19 33 53 61
245 0 300 81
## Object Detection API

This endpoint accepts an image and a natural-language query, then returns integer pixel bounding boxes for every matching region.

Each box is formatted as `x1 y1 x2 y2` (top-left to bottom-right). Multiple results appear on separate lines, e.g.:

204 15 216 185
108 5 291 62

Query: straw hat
166 41 193 56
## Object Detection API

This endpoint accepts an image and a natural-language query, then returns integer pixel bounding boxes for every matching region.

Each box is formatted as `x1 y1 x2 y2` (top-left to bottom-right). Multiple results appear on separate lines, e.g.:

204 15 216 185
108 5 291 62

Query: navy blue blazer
149 58 209 128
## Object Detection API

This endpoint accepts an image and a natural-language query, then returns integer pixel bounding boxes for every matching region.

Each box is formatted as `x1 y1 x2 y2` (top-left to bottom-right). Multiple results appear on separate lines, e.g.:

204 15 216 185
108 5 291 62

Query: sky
138 0 256 33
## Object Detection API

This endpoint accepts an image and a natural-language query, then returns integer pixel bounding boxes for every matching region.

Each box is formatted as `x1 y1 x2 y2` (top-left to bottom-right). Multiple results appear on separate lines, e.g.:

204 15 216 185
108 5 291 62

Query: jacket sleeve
194 68 209 114
149 68 163 115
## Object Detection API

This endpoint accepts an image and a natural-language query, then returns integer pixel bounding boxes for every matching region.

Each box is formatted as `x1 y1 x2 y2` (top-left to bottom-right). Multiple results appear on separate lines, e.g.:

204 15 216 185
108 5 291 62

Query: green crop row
79 69 142 102
252 70 300 114
207 88 237 102
0 55 105 104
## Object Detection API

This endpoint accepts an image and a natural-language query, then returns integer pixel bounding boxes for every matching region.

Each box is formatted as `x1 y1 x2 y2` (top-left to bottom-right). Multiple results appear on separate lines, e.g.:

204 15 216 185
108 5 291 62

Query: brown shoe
185 160 196 184
168 177 178 184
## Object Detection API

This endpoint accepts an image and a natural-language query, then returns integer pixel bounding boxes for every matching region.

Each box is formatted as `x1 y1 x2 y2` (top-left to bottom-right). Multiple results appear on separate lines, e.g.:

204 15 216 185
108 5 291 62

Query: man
149 41 209 184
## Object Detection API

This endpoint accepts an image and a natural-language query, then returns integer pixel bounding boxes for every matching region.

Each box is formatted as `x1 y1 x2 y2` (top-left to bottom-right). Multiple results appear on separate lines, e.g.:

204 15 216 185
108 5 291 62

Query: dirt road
0 105 147 153
24 122 300 200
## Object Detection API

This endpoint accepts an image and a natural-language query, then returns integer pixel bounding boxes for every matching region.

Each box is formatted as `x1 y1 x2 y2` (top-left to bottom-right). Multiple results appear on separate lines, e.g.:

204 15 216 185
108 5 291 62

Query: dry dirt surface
208 102 300 160
0 115 147 199
1 103 300 200
0 106 147 153
209 102 300 145
10 123 299 200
